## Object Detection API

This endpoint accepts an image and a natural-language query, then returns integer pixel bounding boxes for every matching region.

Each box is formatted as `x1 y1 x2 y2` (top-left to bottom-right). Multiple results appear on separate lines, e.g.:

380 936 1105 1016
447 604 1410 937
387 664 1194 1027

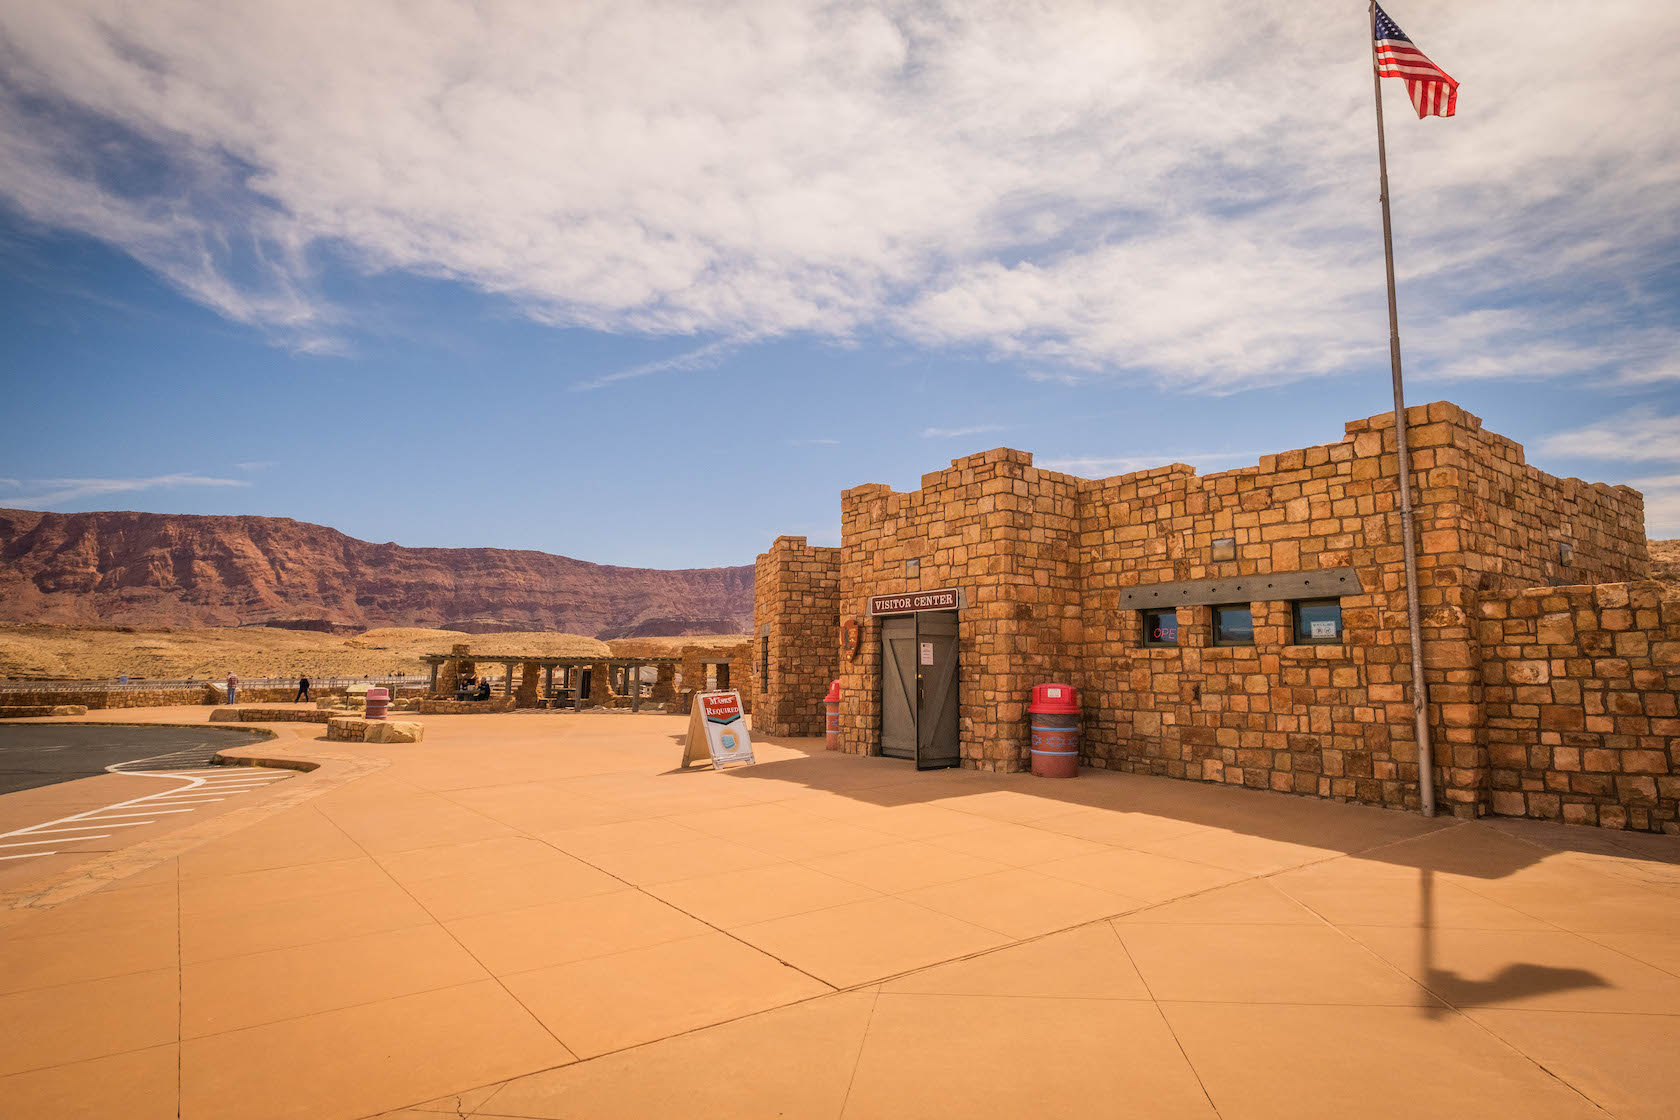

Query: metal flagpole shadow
1369 0 1436 818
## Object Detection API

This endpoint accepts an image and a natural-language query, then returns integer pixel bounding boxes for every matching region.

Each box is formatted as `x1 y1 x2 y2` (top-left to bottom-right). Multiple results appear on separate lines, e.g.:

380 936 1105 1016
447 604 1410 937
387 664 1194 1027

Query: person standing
295 675 311 703
226 672 239 705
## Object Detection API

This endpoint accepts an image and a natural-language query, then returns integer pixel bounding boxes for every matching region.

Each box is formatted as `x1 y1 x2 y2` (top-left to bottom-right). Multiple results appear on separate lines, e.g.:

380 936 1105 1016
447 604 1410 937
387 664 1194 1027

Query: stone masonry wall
675 643 755 715
837 448 1083 771
753 536 841 736
1077 405 1481 811
760 401 1656 825
1481 581 1679 832
1446 417 1647 592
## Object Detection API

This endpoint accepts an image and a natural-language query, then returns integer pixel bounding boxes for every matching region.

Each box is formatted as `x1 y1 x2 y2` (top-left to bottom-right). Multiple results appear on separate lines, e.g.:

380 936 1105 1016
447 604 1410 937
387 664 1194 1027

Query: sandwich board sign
682 690 756 770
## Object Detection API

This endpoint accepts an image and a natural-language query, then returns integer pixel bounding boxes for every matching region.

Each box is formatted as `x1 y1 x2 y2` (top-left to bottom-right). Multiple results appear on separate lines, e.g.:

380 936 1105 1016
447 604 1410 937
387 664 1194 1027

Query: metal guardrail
0 675 431 694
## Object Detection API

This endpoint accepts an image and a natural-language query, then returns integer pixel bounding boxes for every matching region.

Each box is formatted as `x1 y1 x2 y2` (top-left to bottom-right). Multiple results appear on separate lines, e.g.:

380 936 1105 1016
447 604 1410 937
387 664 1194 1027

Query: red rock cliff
0 508 753 638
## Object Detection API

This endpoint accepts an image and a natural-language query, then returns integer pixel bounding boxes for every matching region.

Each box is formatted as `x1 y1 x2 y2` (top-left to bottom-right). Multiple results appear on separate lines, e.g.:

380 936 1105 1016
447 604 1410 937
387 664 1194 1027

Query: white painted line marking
21 823 151 835
77 810 195 819
0 755 289 851
175 769 287 776
1 836 109 848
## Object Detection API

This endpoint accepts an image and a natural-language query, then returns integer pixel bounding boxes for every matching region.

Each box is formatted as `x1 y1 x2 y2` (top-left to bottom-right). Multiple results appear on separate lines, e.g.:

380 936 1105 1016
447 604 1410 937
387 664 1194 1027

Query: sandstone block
365 720 424 744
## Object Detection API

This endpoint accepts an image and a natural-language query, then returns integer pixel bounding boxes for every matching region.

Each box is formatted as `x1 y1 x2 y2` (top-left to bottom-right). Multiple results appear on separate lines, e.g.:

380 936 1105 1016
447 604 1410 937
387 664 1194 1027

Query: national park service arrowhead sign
682 690 756 770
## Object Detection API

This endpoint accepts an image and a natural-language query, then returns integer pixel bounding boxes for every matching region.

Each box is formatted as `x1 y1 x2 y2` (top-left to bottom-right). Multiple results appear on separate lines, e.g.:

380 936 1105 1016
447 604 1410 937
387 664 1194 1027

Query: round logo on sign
840 618 861 661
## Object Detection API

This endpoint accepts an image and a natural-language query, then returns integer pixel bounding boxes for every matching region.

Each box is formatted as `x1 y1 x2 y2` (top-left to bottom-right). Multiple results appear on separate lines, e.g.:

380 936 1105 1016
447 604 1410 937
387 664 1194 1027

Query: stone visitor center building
754 402 1680 833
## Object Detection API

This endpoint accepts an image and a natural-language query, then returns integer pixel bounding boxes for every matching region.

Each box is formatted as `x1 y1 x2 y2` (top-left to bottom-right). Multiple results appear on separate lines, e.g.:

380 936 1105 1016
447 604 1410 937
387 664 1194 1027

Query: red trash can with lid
1028 683 1080 778
823 680 842 750
364 687 390 720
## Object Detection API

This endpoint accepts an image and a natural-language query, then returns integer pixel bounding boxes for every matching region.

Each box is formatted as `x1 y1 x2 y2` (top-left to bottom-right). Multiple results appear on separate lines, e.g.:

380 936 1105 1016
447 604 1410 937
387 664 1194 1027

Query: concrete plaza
2 708 1679 1118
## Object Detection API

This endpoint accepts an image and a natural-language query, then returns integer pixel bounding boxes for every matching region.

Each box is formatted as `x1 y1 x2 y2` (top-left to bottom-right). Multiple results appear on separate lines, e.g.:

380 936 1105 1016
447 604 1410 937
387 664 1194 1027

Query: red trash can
823 680 842 750
1029 683 1080 778
365 687 390 720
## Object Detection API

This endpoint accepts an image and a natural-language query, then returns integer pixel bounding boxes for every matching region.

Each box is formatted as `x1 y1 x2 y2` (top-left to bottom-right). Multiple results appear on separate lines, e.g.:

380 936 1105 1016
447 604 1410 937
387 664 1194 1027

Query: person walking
295 675 311 704
226 672 239 705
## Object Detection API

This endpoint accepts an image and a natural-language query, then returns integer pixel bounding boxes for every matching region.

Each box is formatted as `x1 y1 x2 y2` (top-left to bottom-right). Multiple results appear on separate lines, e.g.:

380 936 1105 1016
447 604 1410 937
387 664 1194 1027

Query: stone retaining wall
0 705 90 718
210 707 334 724
418 697 518 715
0 684 373 711
0 687 215 709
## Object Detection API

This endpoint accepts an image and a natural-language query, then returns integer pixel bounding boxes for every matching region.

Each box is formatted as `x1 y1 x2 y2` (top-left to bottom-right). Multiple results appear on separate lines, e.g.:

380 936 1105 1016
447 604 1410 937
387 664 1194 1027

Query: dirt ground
604 635 748 658
0 624 614 681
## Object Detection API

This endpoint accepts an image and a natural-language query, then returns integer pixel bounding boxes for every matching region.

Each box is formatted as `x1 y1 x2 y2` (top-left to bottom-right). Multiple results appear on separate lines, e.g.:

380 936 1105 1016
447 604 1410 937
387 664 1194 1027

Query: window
1212 604 1254 646
1141 609 1179 647
1293 599 1342 644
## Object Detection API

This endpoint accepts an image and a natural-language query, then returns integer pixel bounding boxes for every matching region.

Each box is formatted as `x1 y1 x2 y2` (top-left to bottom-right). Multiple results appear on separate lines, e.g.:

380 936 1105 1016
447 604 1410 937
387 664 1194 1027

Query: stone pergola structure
421 644 680 712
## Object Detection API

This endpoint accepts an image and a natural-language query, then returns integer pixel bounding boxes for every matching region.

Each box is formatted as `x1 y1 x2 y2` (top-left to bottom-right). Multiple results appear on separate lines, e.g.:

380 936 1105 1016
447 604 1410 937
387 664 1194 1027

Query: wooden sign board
682 690 756 770
867 588 965 616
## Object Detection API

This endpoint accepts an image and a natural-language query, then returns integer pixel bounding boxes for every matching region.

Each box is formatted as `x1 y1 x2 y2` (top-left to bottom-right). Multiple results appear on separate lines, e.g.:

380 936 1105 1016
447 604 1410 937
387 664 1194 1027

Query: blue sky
2 1 1677 569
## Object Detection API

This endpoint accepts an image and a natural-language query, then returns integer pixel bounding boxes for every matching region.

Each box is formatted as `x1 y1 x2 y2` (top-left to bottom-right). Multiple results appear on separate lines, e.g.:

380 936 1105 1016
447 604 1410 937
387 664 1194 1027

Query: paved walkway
1 708 1678 1118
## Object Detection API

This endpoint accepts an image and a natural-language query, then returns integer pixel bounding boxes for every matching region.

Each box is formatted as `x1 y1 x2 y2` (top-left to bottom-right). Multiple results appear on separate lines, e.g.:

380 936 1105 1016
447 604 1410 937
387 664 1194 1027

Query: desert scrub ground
605 635 749 658
0 624 611 680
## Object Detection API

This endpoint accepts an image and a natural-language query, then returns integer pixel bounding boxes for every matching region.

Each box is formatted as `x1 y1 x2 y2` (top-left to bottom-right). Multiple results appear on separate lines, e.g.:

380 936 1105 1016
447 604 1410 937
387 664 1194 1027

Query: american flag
1374 3 1458 118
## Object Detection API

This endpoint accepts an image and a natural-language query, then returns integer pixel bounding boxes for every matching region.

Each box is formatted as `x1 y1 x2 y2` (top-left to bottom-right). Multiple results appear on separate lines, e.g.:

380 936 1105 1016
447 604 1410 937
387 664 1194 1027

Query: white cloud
0 474 249 509
1036 451 1258 478
571 337 742 391
1538 412 1680 461
921 424 1006 439
1627 474 1680 539
235 460 276 472
0 2 1675 386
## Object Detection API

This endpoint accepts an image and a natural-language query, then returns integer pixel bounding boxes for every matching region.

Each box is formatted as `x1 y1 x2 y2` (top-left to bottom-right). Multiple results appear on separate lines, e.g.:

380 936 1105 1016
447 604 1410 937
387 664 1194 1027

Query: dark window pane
1294 599 1342 643
1142 610 1178 646
1214 605 1253 645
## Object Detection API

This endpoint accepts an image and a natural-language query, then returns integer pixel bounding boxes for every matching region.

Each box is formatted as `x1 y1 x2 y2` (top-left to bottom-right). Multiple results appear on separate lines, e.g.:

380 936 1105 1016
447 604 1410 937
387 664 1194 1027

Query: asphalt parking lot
0 724 266 795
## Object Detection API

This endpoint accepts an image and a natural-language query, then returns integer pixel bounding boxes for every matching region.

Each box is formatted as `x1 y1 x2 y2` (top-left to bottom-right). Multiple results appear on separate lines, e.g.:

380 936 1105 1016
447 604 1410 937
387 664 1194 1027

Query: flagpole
1369 0 1437 818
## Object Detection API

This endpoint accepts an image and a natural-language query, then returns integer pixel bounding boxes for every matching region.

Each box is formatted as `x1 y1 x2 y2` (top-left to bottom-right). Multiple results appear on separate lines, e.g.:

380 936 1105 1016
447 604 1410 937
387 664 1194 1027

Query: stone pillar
428 662 441 697
517 661 541 707
651 664 675 705
589 662 614 706
503 663 515 697
630 667 642 712
544 665 554 702
438 653 473 698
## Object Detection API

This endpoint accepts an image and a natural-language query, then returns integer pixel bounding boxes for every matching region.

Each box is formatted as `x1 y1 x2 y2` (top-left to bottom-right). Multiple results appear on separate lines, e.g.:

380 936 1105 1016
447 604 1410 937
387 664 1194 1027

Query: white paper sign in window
1310 620 1338 639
